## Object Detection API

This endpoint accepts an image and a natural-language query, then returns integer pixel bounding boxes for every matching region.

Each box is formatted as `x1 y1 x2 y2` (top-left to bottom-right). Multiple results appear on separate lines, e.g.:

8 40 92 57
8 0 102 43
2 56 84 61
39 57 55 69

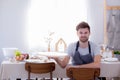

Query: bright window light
27 0 87 51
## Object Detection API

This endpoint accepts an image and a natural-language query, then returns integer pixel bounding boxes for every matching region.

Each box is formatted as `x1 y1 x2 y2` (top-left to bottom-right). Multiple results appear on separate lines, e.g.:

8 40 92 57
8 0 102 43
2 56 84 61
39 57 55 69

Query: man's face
77 28 90 43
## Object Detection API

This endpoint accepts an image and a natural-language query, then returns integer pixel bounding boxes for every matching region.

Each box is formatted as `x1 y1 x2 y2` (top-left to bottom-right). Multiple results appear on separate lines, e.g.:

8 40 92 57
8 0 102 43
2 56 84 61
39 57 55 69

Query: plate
25 59 54 63
30 55 48 60
25 59 45 63
37 52 68 57
104 58 118 62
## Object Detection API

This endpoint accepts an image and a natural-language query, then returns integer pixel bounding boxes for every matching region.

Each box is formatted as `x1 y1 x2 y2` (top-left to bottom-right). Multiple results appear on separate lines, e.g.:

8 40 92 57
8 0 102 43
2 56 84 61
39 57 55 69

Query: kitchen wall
87 0 120 45
0 0 119 64
0 0 30 63
87 0 104 44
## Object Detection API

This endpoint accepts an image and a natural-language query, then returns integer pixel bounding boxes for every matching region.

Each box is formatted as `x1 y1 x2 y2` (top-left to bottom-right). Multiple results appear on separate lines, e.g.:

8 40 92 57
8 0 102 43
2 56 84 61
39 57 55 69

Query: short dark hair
76 21 90 32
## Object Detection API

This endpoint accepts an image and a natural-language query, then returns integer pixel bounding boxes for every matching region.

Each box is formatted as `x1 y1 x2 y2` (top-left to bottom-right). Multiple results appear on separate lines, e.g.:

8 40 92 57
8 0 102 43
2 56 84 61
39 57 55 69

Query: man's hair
76 21 90 32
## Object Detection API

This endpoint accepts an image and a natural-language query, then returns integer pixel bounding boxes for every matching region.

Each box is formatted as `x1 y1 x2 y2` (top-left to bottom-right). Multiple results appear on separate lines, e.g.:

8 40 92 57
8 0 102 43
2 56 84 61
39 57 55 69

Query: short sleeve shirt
66 41 100 58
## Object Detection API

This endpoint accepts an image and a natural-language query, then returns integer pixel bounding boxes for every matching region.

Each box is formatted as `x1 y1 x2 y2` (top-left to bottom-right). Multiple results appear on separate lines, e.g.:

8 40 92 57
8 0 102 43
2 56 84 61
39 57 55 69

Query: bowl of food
15 50 29 61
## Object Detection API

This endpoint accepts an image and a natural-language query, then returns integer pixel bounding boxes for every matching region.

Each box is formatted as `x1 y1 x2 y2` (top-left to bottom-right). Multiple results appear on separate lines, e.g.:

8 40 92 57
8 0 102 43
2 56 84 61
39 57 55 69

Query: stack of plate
104 58 118 62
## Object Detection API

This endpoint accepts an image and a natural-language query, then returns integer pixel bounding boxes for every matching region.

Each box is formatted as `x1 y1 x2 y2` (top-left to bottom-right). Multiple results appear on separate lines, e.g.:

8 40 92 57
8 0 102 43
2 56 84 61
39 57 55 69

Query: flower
44 31 55 51
44 31 54 44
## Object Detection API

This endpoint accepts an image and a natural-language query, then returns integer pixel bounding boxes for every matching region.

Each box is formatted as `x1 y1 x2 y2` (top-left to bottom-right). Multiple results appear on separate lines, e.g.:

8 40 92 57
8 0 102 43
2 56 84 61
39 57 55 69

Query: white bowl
2 48 18 58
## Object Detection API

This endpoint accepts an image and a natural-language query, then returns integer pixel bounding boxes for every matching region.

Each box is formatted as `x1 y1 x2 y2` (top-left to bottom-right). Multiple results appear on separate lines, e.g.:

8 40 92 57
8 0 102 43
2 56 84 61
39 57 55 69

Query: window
27 0 87 51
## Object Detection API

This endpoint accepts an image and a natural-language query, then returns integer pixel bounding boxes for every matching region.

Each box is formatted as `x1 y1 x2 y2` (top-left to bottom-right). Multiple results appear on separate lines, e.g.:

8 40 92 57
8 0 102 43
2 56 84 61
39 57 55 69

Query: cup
106 51 113 58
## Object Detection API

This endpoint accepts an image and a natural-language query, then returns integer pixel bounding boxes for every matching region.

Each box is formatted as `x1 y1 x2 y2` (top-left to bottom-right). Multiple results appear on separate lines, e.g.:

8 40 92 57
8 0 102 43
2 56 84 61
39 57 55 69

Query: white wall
87 0 104 44
0 0 119 64
87 0 120 45
0 0 30 63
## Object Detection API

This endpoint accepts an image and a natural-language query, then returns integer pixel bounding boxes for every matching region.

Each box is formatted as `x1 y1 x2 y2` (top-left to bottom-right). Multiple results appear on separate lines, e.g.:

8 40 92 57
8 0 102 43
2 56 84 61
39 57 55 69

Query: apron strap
76 41 91 54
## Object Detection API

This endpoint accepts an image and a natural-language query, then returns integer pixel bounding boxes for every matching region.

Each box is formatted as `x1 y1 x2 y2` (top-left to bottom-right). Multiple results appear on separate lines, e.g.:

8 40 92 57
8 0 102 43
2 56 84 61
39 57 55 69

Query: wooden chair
25 62 55 80
66 67 100 80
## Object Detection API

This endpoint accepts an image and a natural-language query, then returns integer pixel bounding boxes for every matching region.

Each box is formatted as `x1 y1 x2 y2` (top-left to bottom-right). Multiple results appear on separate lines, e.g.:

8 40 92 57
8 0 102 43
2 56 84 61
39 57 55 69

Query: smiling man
50 22 105 80
52 22 101 67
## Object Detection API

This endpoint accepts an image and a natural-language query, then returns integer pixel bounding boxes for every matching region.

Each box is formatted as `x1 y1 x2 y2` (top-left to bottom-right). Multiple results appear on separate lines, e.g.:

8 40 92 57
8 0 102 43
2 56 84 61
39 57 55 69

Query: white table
0 61 67 80
1 60 120 80
100 61 120 77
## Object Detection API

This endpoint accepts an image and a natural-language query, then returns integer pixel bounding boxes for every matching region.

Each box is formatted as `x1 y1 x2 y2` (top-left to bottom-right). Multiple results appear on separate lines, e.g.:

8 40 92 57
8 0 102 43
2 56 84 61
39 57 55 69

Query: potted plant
114 50 120 61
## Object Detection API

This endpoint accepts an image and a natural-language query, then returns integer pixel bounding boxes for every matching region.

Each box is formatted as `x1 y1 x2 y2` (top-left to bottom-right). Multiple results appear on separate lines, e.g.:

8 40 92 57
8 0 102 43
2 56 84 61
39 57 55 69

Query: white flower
44 31 54 44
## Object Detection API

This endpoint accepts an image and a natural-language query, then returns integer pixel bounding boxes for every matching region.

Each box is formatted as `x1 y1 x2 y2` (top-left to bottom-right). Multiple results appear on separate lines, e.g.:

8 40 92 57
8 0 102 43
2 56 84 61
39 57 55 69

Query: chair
25 62 55 80
66 67 100 80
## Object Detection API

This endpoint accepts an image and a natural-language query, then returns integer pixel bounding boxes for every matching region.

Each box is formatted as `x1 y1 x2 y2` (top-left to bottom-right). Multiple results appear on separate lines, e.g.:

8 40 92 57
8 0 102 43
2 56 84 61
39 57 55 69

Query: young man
50 22 106 80
51 21 101 68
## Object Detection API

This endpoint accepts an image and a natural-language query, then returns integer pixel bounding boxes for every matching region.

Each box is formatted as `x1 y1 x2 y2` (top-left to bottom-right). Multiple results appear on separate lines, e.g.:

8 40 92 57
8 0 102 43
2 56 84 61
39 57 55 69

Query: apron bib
72 41 94 65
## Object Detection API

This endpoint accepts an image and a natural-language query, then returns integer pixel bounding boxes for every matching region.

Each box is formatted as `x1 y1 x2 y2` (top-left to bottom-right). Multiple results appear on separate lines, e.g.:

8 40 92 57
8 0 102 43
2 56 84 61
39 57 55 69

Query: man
50 21 105 80
51 21 101 68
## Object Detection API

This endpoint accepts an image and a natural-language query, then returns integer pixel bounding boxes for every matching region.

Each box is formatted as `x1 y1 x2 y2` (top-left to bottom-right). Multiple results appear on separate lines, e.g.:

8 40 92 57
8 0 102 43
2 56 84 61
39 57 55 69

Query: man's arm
51 55 70 68
67 54 101 68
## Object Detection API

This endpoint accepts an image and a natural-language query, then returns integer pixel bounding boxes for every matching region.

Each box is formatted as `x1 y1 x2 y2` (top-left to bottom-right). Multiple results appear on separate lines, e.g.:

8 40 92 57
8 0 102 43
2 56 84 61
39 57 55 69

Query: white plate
25 59 54 63
25 59 45 63
37 52 68 57
30 55 48 60
104 58 118 62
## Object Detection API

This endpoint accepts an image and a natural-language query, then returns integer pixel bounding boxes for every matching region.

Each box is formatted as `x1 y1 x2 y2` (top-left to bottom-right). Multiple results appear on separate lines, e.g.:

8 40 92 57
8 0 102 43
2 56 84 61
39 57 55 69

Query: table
100 61 120 77
1 60 120 80
0 61 67 80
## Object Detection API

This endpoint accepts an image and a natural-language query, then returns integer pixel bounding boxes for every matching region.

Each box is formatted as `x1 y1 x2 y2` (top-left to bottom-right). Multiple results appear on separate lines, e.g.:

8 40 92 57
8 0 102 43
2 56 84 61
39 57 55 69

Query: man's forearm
54 56 70 68
54 57 66 68
67 62 100 69
78 62 100 68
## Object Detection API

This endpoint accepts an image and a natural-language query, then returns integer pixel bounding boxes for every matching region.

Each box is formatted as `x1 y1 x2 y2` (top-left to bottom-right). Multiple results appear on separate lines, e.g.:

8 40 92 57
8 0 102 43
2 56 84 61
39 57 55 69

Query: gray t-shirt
66 41 100 58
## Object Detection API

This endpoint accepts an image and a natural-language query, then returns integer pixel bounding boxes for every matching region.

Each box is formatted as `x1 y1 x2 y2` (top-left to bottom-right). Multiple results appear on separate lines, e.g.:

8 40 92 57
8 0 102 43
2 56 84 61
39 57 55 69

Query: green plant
114 50 120 54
